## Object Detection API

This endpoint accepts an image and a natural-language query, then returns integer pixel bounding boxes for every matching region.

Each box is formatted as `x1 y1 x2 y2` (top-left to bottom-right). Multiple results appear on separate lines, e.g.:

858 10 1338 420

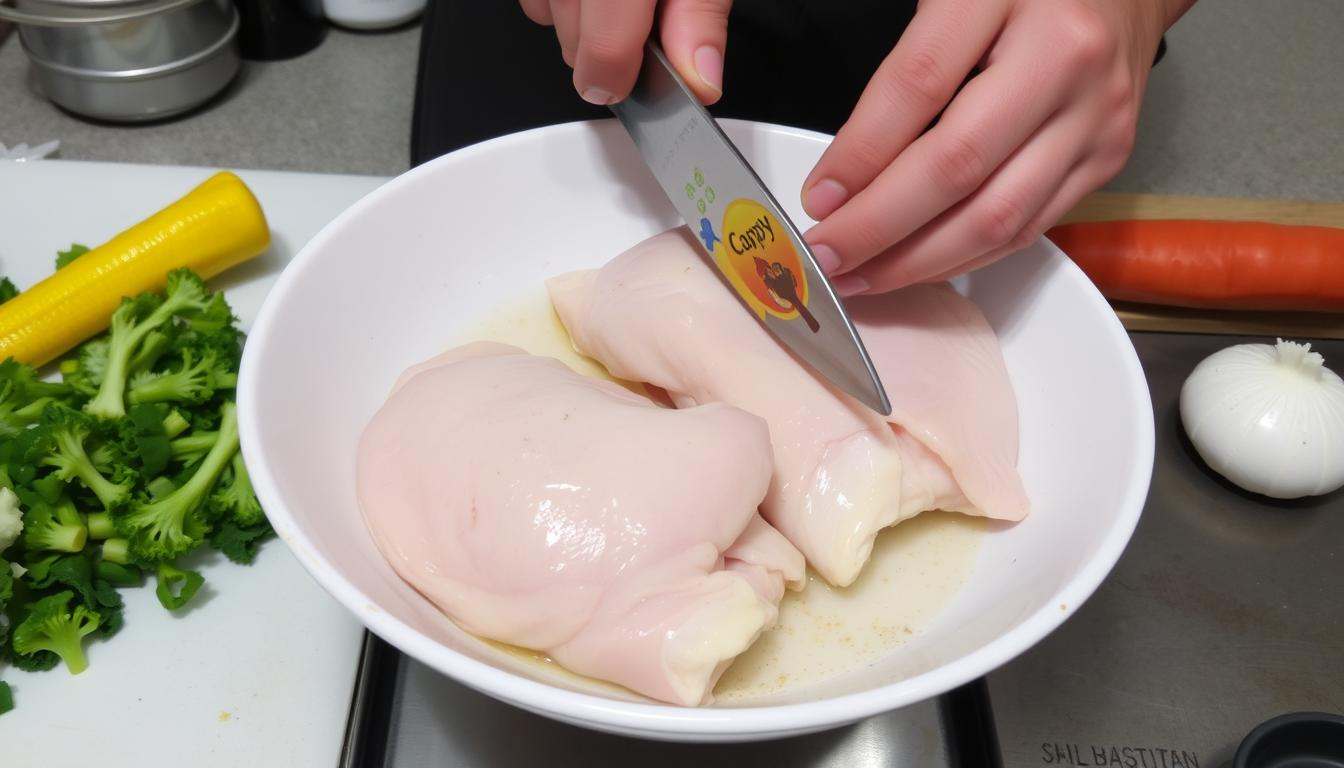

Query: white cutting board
0 160 391 766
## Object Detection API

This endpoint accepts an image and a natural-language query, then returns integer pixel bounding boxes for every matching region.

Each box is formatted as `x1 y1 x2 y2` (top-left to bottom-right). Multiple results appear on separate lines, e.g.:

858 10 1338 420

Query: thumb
658 0 733 105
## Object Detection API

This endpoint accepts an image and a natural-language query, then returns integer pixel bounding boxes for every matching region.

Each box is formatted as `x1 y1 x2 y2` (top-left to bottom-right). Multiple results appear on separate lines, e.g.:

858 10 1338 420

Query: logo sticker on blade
686 167 820 333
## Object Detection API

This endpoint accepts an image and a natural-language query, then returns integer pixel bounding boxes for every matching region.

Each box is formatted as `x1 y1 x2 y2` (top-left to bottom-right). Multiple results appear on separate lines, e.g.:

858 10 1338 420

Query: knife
609 42 892 416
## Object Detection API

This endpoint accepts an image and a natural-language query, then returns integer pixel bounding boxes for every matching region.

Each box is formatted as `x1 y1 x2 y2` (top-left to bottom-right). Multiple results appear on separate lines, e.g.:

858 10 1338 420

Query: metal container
0 0 241 122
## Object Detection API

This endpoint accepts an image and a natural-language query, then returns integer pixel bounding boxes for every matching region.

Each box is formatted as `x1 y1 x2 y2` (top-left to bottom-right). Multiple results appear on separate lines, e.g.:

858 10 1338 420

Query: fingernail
693 46 723 96
581 87 615 106
802 179 848 219
831 273 870 297
811 243 841 274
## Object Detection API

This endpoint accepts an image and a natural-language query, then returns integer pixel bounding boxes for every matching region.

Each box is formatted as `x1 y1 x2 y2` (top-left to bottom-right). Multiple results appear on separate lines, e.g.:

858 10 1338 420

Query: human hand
517 0 733 106
801 0 1193 295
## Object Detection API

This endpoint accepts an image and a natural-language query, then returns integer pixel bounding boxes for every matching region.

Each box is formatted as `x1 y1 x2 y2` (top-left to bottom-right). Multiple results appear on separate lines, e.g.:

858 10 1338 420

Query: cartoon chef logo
701 199 819 333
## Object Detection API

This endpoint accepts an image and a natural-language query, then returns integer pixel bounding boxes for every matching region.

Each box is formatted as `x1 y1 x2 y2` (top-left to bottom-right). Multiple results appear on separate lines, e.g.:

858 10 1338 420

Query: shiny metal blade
609 43 891 415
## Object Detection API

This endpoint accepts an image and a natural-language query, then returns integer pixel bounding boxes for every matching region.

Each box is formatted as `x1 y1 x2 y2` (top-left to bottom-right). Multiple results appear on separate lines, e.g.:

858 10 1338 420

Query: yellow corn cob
0 171 270 368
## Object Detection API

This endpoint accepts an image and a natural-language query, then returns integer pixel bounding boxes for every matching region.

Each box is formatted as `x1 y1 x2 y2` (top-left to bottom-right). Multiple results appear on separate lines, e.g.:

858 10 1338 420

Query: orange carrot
1045 219 1344 311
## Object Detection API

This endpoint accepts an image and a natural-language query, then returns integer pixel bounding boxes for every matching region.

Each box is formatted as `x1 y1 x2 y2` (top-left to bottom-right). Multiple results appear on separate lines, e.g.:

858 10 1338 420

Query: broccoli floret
0 487 21 554
35 405 131 509
22 503 86 554
208 451 264 527
116 403 172 477
24 554 122 638
0 277 17 305
127 348 219 406
88 438 129 478
0 359 70 436
127 330 174 375
0 554 12 611
114 401 239 563
209 520 273 565
0 554 12 673
62 337 108 397
95 557 140 587
55 243 89 270
0 555 12 602
0 389 54 439
0 358 72 401
86 270 215 419
11 590 100 674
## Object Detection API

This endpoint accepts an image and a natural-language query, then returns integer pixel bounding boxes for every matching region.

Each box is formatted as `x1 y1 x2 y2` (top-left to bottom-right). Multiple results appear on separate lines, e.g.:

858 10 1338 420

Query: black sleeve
411 0 918 165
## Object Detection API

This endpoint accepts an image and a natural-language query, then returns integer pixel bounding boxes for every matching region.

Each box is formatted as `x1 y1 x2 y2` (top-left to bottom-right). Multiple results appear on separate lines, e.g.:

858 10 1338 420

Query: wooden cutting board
1057 191 1344 339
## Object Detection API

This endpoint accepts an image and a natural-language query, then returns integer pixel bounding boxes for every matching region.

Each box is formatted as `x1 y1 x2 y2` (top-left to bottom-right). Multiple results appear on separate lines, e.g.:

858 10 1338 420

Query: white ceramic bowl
237 120 1154 742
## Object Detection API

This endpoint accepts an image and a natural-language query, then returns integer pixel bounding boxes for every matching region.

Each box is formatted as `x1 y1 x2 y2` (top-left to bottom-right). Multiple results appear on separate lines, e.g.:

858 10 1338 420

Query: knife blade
609 42 892 416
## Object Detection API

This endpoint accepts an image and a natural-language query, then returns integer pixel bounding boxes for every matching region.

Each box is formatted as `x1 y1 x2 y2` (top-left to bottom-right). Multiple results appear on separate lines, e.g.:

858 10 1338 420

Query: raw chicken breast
357 341 804 706
848 286 1029 522
549 229 1027 586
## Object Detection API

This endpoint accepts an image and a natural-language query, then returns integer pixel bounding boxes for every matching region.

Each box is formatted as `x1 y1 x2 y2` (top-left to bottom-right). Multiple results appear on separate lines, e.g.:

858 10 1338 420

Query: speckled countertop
2 1 1342 195
0 21 420 176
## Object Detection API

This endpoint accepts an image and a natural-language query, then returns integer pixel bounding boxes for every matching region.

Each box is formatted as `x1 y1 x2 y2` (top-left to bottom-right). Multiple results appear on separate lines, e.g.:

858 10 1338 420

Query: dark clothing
409 1 1165 166
411 0 917 165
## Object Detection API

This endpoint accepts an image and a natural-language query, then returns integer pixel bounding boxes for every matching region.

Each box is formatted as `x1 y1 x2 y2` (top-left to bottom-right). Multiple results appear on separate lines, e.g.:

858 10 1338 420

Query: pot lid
1 0 206 26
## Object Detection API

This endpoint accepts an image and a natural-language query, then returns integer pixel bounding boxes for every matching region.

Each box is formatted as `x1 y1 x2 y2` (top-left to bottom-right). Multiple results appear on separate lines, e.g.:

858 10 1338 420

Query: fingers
805 0 1134 285
548 0 580 66
518 0 552 24
917 160 1108 285
520 0 730 105
837 105 1092 294
658 0 734 104
800 0 1006 221
570 0 657 103
806 64 1070 280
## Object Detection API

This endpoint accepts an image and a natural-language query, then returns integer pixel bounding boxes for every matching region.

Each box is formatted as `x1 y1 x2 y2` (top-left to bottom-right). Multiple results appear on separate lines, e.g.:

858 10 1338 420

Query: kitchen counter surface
0 22 420 176
2 1 1343 192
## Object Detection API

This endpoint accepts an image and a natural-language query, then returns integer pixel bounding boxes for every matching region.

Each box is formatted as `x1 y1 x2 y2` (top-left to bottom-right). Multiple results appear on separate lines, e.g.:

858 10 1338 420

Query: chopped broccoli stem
0 681 12 715
88 511 116 540
49 524 87 552
146 477 177 499
127 330 172 375
24 511 87 553
11 590 101 674
169 431 217 464
101 538 130 565
163 410 191 438
155 562 204 610
53 497 84 528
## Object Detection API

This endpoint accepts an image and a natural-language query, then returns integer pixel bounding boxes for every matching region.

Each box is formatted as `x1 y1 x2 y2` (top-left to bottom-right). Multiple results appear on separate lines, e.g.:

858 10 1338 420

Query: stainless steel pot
0 0 241 122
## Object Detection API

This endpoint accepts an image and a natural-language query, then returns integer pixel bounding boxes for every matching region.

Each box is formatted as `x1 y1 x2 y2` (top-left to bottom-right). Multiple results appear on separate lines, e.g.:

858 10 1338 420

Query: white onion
1180 338 1344 499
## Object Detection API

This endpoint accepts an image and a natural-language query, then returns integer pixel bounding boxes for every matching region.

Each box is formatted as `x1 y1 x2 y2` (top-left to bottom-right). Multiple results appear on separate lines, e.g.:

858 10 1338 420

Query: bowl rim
237 118 1156 739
